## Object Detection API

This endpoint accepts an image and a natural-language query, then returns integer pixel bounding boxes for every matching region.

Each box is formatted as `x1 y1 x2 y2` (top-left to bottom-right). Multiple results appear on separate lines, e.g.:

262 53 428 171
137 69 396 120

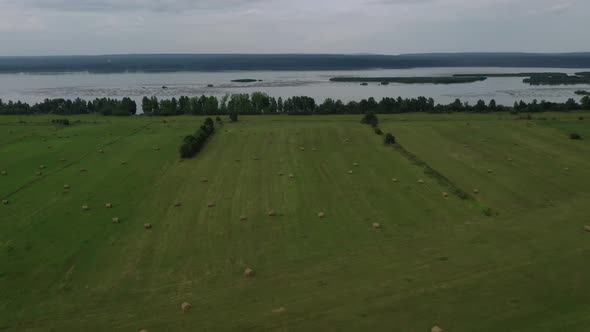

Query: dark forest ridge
1 53 590 73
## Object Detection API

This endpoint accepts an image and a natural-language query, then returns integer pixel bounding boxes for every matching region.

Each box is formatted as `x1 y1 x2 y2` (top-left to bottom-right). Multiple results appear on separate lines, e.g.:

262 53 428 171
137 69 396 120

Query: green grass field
1 113 589 331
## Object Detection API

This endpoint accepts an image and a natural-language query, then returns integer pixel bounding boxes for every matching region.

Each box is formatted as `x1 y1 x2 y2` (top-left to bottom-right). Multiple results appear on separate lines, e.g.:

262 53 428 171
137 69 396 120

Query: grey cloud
0 0 266 12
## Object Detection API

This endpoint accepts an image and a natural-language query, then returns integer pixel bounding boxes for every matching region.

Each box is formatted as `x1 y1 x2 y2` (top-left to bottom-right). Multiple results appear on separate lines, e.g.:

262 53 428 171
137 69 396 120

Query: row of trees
2 94 590 116
179 117 216 159
0 97 136 115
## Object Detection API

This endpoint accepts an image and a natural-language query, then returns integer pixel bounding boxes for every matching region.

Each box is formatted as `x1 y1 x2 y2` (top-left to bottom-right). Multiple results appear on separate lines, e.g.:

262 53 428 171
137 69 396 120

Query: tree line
1 93 589 116
179 117 216 159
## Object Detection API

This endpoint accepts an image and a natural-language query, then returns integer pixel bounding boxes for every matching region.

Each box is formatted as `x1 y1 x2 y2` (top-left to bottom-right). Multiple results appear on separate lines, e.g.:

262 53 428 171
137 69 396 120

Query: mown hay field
1 113 589 331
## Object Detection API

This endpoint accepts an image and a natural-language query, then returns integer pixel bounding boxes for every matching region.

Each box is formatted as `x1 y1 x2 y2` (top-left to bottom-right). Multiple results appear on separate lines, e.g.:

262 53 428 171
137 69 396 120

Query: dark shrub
384 133 396 145
570 133 582 140
229 111 238 122
361 112 378 127
51 119 70 126
374 127 383 135
579 117 584 120
215 116 222 123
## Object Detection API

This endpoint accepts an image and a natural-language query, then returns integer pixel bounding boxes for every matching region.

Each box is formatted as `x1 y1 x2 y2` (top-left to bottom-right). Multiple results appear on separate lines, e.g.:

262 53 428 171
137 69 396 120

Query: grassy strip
329 76 487 84
391 142 493 216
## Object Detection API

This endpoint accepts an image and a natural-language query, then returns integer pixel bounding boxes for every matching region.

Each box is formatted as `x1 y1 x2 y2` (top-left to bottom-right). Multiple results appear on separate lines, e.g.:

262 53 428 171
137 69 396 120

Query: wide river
1 67 589 106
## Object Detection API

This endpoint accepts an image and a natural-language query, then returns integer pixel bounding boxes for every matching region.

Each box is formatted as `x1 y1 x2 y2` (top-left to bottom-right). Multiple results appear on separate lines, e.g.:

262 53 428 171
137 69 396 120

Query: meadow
1 113 589 331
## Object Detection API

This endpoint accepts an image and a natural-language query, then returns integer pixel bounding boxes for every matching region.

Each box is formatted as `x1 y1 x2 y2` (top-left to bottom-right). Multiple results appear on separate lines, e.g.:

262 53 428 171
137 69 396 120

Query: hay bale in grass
392 178 398 182
487 169 493 173
80 168 87 172
36 172 42 176
138 329 148 332
99 149 104 153
584 226 590 233
431 326 444 332
144 223 152 229
154 147 161 151
60 158 66 162
318 212 326 219
201 178 209 183
174 202 182 207
235 159 241 162
348 170 353 174
121 161 127 165
0 170 6 176
277 172 284 176
344 138 350 142
353 163 359 167
105 203 113 209
272 307 286 314
39 165 46 169
300 147 305 151
244 267 255 277
564 167 570 171
473 189 480 194
312 148 317 151
442 192 449 198
253 156 260 160
372 222 381 230
112 217 120 224
240 215 248 221
507 157 513 162
181 302 192 313
268 210 277 217
288 174 295 179
81 205 89 211
418 179 425 184
63 184 70 190
2 199 9 205
207 201 215 208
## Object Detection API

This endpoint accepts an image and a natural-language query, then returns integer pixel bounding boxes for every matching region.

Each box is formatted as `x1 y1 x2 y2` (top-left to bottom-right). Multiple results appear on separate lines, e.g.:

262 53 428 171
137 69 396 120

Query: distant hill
0 53 589 73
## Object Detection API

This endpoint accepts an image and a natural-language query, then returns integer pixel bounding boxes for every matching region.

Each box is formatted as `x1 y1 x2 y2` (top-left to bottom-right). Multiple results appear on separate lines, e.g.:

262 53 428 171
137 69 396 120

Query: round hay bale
299 147 305 151
318 212 326 219
174 202 182 207
60 158 66 162
344 138 350 142
121 161 127 165
507 157 513 162
181 302 192 313
268 210 276 217
584 226 590 233
442 192 449 198
105 203 113 209
418 179 425 184
253 156 260 160
112 217 120 224
235 159 241 162
272 307 286 314
277 172 284 176
138 329 148 332
39 165 46 169
144 223 152 229
473 189 480 194
244 267 255 277
564 167 570 171
348 170 353 174
392 178 398 182
80 168 87 172
64 184 71 190
353 163 359 167
36 172 42 176
288 174 295 179
2 199 9 205
81 205 89 211
312 148 317 151
99 149 104 153
431 326 444 332
154 147 161 151
240 215 248 221
0 170 7 176
372 222 381 230
487 169 493 173
207 202 215 208
201 178 209 183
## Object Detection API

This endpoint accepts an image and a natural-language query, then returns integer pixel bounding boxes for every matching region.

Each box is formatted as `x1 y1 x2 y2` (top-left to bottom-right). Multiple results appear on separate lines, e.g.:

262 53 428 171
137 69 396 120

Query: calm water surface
0 67 589 107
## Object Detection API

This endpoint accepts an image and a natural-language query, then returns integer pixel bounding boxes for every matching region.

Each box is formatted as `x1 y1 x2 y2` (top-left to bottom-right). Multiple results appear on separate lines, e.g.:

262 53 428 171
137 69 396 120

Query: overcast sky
0 0 587 56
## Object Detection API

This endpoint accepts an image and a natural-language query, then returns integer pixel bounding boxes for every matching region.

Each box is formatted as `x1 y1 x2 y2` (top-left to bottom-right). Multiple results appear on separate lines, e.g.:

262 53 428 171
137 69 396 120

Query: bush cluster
179 118 215 159
51 118 70 126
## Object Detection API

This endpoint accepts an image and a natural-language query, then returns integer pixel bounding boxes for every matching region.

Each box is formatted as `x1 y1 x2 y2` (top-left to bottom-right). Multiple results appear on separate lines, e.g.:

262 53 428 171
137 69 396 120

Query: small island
330 76 487 84
575 90 590 95
454 72 590 85
231 79 259 83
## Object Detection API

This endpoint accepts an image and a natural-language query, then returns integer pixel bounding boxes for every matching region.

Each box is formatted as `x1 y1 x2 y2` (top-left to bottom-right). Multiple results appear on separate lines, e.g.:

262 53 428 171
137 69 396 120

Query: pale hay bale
99 149 104 153
138 329 148 332
80 168 87 172
63 184 71 190
1 199 9 205
353 163 359 167
201 178 209 183
584 226 590 233
253 156 260 160
272 307 286 314
372 223 381 230
431 326 444 332
112 217 120 224
154 147 161 151
418 179 425 184
39 165 46 169
288 174 295 179
81 205 89 211
348 170 353 174
487 169 493 173
277 172 284 176
318 212 326 219
344 138 350 142
392 178 398 182
174 202 182 207
207 202 215 208
244 267 255 277
144 223 152 229
60 158 66 162
181 302 192 313
36 172 42 176
105 203 113 208
312 148 317 151
564 167 570 171
0 170 6 176
121 161 127 165
268 210 277 217
300 147 305 151
507 157 513 162
240 215 248 221
473 189 480 194
442 192 449 198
